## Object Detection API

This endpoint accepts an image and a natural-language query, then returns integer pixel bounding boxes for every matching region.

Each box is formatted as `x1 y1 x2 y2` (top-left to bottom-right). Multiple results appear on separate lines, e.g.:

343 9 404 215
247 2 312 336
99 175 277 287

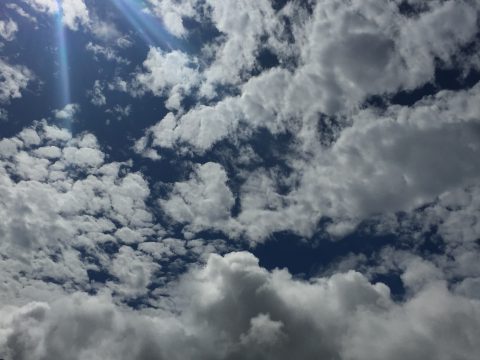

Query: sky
1 0 480 359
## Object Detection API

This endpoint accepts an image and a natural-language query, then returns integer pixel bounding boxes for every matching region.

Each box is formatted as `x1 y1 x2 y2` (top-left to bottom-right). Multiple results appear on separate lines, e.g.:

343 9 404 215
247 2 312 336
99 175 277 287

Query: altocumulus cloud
1 0 480 359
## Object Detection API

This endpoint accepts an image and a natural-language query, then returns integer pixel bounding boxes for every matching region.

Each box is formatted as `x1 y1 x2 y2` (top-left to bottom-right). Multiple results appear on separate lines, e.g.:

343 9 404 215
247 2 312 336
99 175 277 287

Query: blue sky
1 1 480 359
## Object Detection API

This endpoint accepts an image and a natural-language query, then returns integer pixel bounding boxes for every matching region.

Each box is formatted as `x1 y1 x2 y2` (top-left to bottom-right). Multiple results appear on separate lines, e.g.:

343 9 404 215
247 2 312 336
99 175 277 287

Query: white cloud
138 0 480 155
61 0 90 31
86 42 130 65
0 19 18 41
161 162 235 235
0 59 33 104
22 0 58 14
1 251 480 359
0 122 164 306
132 47 201 110
147 0 197 37
134 0 480 242
3 1 480 358
88 80 106 106
53 103 79 120
108 246 160 298
6 3 38 24
23 0 90 31
154 81 480 241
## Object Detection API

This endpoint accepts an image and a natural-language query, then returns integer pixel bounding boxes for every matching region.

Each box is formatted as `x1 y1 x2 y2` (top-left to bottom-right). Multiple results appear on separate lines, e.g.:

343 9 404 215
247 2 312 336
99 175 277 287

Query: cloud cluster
132 48 201 110
2 0 480 358
134 0 480 242
0 19 18 41
1 251 480 360
138 0 479 155
0 121 158 303
0 59 33 104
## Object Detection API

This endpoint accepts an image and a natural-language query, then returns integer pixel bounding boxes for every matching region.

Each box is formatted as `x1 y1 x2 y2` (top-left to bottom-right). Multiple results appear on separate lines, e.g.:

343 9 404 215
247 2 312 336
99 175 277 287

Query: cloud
86 42 130 65
3 1 480 358
53 103 79 120
0 122 163 304
1 251 480 359
161 162 235 236
88 80 106 106
138 0 479 155
154 80 480 241
22 0 58 14
23 0 90 31
60 0 90 31
0 19 18 41
132 48 202 110
0 59 33 104
6 3 38 24
133 0 480 241
105 104 132 121
147 0 198 37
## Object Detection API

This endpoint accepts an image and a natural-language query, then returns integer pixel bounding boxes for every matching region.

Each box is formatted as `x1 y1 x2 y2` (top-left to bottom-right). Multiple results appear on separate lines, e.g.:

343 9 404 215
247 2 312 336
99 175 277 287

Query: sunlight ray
112 0 180 50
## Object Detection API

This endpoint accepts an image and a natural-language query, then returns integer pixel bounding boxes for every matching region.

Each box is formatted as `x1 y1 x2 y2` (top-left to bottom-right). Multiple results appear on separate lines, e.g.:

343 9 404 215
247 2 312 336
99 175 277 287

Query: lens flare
112 0 180 50
54 0 71 108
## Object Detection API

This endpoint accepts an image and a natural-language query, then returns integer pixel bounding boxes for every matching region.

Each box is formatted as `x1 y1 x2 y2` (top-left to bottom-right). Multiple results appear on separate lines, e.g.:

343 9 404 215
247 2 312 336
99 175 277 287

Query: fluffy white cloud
53 103 79 120
0 59 33 103
61 0 90 31
161 162 235 235
1 251 480 360
22 0 58 14
237 83 480 240
23 0 90 31
3 1 480 358
147 0 198 37
132 48 201 110
0 122 162 304
154 81 480 241
88 80 106 107
0 19 18 41
138 0 480 155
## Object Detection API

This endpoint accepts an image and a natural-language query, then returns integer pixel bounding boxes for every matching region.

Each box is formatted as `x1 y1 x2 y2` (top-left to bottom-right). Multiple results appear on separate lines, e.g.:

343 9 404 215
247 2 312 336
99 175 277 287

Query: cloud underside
2 252 480 360
1 0 480 359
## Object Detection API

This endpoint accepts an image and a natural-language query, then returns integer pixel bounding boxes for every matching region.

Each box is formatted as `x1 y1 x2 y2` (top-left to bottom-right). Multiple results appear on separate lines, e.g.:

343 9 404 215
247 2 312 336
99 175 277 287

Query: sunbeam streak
111 0 180 50
54 1 72 110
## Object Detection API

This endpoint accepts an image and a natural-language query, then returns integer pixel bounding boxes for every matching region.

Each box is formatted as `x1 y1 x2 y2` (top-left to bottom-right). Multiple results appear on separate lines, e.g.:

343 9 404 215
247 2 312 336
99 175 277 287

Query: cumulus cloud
53 103 79 120
88 80 106 106
1 252 480 360
0 19 18 41
147 0 198 37
138 0 480 155
161 162 235 235
60 0 90 31
22 0 58 14
4 1 480 358
23 0 90 31
132 48 202 110
0 59 33 104
151 82 480 241
0 122 161 304
134 0 480 242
